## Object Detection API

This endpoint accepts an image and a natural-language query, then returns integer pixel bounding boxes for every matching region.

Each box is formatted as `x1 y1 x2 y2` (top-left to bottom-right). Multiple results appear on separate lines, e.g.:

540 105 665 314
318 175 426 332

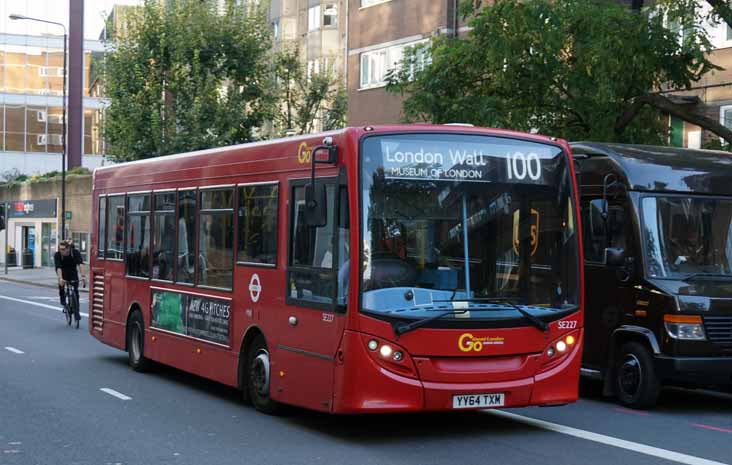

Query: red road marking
614 407 650 416
691 423 732 433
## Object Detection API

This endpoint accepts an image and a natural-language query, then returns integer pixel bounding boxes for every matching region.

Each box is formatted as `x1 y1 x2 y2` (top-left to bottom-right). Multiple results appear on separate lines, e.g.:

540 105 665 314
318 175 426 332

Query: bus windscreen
360 133 579 323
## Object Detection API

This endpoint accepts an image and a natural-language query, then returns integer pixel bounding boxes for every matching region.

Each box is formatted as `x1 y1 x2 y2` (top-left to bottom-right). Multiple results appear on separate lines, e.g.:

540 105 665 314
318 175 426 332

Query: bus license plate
452 393 505 409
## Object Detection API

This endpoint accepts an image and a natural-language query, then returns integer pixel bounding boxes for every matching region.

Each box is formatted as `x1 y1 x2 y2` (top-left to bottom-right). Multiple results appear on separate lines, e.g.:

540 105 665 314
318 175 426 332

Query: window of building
198 188 234 289
361 0 390 7
273 19 280 39
721 105 732 140
177 190 197 284
359 40 430 89
72 232 89 263
288 183 336 305
323 4 337 27
152 192 176 281
97 196 106 258
106 195 125 260
126 193 151 278
308 5 321 31
238 184 279 265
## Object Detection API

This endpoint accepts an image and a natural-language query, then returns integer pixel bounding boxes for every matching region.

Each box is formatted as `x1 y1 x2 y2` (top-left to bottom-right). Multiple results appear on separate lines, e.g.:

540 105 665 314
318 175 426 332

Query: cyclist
54 240 86 319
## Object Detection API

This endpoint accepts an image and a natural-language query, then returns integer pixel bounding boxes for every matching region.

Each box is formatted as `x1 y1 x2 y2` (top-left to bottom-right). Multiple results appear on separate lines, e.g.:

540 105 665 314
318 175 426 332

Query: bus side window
177 190 197 284
337 186 350 306
288 183 336 305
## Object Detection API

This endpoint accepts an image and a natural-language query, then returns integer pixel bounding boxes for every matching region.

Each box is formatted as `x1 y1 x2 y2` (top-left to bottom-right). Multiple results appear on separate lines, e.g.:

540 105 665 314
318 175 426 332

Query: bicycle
62 280 82 329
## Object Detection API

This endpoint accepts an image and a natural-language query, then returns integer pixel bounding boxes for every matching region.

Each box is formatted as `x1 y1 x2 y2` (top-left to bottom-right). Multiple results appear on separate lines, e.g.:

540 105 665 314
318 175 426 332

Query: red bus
89 125 584 413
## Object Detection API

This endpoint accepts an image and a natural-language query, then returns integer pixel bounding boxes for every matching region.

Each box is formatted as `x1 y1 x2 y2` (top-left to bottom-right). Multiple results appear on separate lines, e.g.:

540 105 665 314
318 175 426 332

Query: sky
0 0 143 41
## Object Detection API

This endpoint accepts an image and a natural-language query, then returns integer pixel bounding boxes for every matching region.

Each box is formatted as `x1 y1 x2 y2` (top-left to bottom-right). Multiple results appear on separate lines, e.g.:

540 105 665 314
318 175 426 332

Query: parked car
572 142 732 408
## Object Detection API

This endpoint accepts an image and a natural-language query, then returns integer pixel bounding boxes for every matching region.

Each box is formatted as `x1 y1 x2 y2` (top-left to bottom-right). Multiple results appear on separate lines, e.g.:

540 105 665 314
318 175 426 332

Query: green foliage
270 48 347 137
104 0 274 162
389 0 719 144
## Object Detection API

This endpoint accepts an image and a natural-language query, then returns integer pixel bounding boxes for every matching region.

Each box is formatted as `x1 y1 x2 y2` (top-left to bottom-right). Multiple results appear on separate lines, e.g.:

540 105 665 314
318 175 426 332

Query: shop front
1 199 57 268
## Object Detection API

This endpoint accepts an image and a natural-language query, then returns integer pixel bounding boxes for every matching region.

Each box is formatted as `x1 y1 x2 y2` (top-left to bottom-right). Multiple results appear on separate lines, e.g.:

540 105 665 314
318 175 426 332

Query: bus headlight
379 345 393 358
664 315 705 340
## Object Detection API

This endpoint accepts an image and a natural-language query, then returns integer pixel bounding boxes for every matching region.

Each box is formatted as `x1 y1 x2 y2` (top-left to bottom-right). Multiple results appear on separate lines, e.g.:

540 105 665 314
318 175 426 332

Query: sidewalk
0 266 89 293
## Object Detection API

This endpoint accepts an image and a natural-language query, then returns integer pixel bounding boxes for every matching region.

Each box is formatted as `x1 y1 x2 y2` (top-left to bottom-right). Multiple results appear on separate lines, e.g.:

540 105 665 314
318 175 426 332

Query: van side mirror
605 247 625 267
305 182 327 227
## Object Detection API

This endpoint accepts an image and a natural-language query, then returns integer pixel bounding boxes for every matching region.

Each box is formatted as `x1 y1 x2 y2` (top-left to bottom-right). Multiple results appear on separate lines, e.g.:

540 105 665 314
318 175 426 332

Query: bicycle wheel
71 290 81 329
64 306 72 326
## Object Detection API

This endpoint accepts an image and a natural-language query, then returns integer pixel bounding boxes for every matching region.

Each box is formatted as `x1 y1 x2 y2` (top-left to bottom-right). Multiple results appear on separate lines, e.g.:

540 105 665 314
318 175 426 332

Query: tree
270 48 347 137
104 0 274 162
388 0 732 144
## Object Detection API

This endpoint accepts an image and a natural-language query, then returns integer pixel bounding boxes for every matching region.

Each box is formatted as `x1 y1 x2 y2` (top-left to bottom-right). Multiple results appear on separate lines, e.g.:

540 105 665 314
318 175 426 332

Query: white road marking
4 347 24 354
487 410 729 465
0 295 88 317
100 388 132 401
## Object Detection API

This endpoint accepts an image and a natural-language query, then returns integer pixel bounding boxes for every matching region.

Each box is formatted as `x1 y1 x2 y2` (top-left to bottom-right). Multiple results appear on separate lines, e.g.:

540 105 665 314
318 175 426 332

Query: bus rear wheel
127 311 151 373
247 335 280 414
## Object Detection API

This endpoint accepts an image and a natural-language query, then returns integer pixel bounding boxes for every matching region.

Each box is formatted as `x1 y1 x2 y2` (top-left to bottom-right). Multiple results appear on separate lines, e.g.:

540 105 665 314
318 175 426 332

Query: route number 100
506 152 542 181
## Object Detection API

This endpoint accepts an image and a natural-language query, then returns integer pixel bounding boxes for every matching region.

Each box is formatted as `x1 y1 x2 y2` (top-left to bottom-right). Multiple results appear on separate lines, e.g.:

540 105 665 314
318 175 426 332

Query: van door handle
288 316 297 326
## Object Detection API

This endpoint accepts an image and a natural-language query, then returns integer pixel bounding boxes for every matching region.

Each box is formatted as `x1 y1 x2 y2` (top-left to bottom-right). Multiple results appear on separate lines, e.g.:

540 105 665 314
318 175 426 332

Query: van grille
91 273 105 333
703 316 732 345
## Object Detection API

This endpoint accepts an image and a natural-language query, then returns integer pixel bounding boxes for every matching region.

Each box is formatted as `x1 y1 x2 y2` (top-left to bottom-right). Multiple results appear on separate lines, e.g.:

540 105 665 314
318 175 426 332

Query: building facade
1 19 108 177
346 0 462 126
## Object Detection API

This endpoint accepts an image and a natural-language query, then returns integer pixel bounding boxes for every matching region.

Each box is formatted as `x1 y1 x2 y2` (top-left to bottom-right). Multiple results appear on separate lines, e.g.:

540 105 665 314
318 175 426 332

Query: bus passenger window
97 196 106 258
177 190 197 284
288 183 336 304
337 187 350 306
237 184 279 265
152 192 176 281
199 188 234 289
126 194 151 278
106 195 125 260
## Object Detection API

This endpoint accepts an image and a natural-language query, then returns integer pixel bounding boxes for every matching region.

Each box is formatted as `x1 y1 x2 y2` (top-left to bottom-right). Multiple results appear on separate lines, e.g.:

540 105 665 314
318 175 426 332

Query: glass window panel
126 212 151 278
176 190 197 284
201 189 233 210
154 192 176 211
128 193 151 212
237 184 278 264
199 212 233 289
106 195 125 260
152 212 176 281
98 197 106 258
290 184 335 268
5 105 25 151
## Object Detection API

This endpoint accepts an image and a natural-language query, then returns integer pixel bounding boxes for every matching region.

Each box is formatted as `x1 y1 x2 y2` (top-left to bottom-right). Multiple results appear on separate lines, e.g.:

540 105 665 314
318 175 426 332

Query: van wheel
614 342 660 409
247 335 280 414
127 311 151 372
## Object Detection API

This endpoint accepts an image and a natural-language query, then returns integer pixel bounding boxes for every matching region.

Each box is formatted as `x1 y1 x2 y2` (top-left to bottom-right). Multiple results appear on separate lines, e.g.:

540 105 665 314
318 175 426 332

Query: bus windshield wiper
392 298 551 337
438 297 549 332
392 310 464 337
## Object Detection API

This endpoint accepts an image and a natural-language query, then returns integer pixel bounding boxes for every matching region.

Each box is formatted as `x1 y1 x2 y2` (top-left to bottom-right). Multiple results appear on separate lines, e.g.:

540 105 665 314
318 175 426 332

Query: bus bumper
332 330 581 413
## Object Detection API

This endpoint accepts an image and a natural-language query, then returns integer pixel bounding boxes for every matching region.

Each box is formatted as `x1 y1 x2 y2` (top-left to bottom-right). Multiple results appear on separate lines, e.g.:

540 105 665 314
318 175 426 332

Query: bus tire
614 341 660 409
127 310 151 373
247 334 280 414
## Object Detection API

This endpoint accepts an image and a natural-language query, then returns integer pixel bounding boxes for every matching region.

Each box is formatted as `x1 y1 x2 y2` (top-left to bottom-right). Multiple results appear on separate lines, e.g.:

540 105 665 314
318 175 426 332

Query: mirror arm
309 139 339 200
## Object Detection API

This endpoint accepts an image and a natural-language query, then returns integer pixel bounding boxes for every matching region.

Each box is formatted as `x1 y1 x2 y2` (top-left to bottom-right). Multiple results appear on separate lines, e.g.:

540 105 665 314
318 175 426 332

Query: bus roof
93 125 568 192
571 142 732 196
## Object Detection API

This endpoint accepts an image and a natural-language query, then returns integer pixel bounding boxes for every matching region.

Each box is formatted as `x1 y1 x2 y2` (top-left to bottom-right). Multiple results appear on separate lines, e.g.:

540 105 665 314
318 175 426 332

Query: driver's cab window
582 199 627 264
288 182 349 307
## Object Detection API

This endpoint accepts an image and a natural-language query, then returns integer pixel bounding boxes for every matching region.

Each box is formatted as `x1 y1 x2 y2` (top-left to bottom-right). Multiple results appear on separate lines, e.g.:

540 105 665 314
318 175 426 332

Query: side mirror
605 247 625 267
305 182 327 227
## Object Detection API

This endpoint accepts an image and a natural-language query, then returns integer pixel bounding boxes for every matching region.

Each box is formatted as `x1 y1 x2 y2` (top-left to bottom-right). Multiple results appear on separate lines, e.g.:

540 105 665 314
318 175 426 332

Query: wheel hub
251 351 270 396
619 353 642 397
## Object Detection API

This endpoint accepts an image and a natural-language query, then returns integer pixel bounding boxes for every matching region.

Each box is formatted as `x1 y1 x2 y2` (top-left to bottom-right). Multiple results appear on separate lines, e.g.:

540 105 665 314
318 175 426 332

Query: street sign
64 211 72 220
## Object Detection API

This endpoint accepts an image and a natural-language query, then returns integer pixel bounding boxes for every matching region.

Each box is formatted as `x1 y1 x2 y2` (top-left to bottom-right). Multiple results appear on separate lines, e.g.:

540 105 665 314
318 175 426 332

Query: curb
0 276 90 293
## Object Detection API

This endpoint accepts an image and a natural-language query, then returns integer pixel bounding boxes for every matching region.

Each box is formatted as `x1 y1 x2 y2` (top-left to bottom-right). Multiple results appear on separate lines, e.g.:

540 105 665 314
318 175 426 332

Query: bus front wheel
247 335 280 414
127 311 151 373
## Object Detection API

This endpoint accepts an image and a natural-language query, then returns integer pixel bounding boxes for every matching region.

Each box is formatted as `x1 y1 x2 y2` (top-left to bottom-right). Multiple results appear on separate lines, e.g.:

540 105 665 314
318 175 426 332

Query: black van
572 142 732 408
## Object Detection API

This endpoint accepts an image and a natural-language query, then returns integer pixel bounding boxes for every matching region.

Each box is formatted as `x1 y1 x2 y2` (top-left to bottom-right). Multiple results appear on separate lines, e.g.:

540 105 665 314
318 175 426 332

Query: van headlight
664 314 705 340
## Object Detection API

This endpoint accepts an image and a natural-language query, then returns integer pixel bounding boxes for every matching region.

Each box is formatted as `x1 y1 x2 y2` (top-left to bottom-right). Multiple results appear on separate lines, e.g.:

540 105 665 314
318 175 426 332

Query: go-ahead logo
458 333 505 352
